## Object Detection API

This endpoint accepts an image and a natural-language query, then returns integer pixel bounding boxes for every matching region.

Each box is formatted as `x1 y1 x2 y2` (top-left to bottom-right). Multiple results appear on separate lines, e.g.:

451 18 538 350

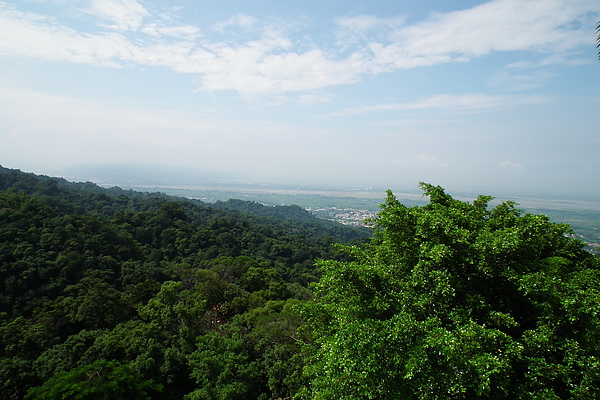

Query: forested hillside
1 167 599 399
0 166 369 399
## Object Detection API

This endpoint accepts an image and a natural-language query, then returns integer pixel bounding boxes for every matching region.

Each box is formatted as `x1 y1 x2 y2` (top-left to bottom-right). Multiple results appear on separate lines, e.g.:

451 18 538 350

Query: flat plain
103 182 600 253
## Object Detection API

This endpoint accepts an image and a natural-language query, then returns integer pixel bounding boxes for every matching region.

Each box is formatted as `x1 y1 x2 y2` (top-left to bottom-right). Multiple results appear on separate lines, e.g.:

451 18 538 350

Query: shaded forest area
0 166 369 399
1 166 599 399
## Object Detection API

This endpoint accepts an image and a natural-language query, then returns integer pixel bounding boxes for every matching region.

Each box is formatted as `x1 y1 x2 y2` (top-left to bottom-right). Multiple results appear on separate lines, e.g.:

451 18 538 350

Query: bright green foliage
300 184 600 399
25 360 161 400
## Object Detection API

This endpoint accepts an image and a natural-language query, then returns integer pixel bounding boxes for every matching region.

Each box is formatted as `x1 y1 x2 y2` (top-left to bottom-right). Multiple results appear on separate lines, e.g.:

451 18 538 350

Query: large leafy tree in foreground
300 184 600 399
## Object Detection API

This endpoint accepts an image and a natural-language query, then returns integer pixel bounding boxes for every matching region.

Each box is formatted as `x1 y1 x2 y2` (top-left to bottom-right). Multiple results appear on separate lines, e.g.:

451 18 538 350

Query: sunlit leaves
301 184 600 399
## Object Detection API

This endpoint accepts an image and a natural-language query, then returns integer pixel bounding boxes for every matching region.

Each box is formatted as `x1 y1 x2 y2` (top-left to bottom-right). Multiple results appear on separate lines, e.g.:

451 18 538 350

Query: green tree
238 299 306 398
25 359 161 400
64 272 135 330
186 328 261 400
299 184 600 399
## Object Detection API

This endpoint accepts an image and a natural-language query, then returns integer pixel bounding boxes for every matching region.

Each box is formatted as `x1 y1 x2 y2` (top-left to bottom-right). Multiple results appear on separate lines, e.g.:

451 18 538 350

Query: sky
0 0 599 197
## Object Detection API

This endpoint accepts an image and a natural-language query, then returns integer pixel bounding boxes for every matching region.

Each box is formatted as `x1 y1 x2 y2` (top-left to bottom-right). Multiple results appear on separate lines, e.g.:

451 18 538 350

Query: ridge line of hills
0 165 371 242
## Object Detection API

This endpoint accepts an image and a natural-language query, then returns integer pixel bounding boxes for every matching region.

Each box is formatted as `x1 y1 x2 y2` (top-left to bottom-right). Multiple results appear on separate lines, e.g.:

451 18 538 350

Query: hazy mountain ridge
212 198 371 240
0 165 370 241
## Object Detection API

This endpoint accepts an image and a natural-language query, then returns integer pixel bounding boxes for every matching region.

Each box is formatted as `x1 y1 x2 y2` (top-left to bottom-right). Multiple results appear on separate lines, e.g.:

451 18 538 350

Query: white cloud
489 69 556 91
0 6 135 66
211 14 258 32
327 93 551 116
0 0 596 96
87 0 149 31
140 22 201 40
388 0 596 61
365 0 598 73
499 161 524 168
297 93 331 105
334 15 406 48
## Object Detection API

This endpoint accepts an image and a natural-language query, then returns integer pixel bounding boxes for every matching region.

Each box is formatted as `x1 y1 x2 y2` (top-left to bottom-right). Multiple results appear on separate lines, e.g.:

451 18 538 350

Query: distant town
307 206 378 226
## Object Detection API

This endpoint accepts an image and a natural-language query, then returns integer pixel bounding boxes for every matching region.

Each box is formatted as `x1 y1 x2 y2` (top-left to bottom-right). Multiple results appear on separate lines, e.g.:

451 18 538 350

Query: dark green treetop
25 360 161 400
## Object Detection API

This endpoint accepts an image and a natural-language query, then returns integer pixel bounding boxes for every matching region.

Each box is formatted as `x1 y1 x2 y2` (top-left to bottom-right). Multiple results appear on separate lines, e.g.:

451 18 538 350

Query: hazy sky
1 0 599 195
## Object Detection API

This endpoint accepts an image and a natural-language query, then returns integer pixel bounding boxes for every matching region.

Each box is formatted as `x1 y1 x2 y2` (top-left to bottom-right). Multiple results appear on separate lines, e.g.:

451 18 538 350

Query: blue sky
0 0 599 196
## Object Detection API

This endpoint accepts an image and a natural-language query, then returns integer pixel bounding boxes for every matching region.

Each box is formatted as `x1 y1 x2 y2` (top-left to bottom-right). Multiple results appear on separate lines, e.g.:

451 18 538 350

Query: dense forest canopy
0 167 598 399
300 184 600 399
0 166 369 399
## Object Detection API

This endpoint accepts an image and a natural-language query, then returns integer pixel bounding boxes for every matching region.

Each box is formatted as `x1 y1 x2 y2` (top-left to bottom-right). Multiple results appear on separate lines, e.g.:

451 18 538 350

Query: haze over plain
0 0 599 197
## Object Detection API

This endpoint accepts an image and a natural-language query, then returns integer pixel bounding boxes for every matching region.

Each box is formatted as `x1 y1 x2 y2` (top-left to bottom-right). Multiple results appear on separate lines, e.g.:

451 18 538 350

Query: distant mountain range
57 162 246 186
0 164 371 242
